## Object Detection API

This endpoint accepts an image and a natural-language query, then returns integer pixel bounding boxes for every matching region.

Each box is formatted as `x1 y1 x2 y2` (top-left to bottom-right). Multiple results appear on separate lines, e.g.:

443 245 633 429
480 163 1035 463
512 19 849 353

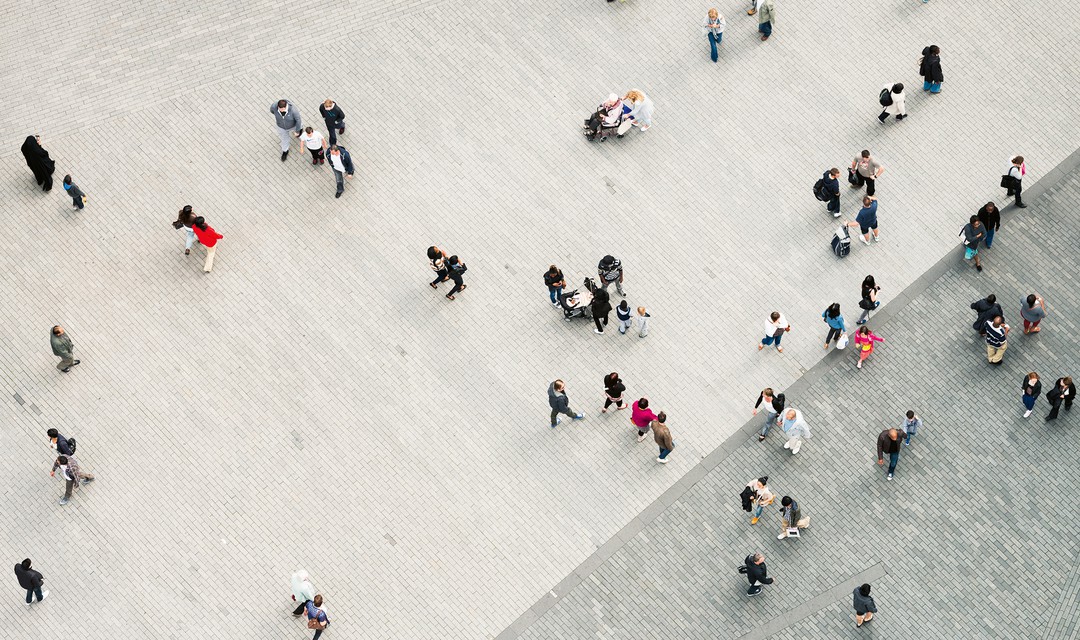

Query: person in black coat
589 280 612 334
319 99 346 145
602 372 626 411
1046 376 1075 421
46 429 74 456
743 552 774 596
1021 373 1042 419
21 135 56 191
970 294 1002 335
14 558 48 604
821 168 841 217
977 202 1001 249
919 45 943 93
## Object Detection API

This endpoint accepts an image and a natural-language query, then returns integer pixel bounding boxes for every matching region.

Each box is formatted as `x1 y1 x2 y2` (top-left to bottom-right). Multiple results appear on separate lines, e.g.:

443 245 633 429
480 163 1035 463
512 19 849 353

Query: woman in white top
758 311 790 353
702 9 726 62
622 90 654 131
877 83 906 123
1004 155 1027 208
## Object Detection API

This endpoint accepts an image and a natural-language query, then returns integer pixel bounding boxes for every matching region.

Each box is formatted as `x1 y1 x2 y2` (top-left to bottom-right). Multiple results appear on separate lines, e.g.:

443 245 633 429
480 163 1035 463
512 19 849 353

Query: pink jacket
631 403 657 428
854 331 884 352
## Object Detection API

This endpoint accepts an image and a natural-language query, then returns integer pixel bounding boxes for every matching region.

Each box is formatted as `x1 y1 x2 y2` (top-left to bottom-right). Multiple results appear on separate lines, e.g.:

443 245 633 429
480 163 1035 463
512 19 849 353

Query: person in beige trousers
192 216 223 272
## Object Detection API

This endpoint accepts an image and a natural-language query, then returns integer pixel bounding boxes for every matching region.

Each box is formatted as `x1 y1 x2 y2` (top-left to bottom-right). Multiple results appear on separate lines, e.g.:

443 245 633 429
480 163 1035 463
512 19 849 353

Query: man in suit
1046 376 1075 421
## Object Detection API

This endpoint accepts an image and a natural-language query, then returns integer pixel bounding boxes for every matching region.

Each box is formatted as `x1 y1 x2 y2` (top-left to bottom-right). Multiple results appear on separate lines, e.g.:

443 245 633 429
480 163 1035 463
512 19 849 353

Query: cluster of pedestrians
272 98 356 198
290 570 330 639
21 135 88 209
582 91 655 141
544 259 650 336
427 246 468 300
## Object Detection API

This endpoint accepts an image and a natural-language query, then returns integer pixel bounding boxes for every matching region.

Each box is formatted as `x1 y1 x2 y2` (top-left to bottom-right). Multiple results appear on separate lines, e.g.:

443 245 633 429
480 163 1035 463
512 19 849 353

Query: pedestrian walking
1003 155 1027 208
970 294 1002 335
622 90 654 131
776 496 807 539
548 379 584 428
853 584 877 627
304 594 330 639
819 168 842 216
271 99 302 161
428 246 449 289
299 127 326 165
326 145 355 198
920 45 943 93
291 569 315 616
51 454 94 505
543 265 565 306
172 205 198 255
960 215 986 272
1021 372 1041 419
1020 294 1047 334
597 255 625 297
61 175 86 210
636 306 650 338
752 388 785 442
984 316 1009 365
1045 377 1075 421
758 311 790 353
14 559 48 606
590 282 611 334
856 275 881 325
780 408 811 455
631 397 657 442
50 325 80 373
854 326 884 369
192 216 223 273
742 552 774 596
977 202 1001 248
753 0 775 41
850 150 884 196
21 135 55 192
46 429 75 456
822 303 846 349
902 410 922 446
602 372 627 412
703 9 726 62
876 428 904 480
747 476 774 525
615 300 632 334
877 83 907 123
845 195 879 245
445 255 468 300
652 413 674 463
319 99 346 145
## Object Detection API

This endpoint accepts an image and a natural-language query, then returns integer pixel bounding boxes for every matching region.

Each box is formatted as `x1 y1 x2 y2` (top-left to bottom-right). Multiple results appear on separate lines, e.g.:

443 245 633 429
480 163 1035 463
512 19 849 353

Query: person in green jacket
50 325 81 372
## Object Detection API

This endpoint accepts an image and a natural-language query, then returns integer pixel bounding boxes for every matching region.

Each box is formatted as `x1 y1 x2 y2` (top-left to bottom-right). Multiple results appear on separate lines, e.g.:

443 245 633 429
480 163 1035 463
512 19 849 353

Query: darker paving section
511 164 1080 639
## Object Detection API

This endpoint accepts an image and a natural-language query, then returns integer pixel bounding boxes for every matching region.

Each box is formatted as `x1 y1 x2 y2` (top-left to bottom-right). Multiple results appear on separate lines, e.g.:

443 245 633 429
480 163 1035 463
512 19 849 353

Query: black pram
560 285 594 320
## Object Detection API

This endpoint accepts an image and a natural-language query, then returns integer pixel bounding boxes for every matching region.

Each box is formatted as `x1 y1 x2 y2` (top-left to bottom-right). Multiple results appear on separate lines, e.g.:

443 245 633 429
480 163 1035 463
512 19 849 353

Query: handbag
847 168 859 186
1000 174 1016 188
836 333 848 349
307 613 327 630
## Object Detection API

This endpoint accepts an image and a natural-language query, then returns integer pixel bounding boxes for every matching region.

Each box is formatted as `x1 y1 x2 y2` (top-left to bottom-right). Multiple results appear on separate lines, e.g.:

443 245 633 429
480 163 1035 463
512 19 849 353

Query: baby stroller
583 105 631 142
560 279 595 321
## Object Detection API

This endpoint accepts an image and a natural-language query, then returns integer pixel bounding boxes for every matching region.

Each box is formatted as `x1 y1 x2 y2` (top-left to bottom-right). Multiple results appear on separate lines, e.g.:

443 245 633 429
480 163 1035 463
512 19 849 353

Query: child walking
300 127 326 164
62 175 86 210
616 301 632 334
854 326 884 369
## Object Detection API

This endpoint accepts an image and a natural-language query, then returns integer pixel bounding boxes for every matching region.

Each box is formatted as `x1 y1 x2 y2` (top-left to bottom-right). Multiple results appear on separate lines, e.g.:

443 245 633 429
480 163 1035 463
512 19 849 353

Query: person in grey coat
548 379 584 428
271 99 303 161
50 325 80 372
853 583 877 627
62 175 86 210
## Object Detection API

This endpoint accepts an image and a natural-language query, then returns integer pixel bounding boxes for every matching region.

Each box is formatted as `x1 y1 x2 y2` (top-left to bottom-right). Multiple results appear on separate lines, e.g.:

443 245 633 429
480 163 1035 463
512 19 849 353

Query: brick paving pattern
1 0 1079 638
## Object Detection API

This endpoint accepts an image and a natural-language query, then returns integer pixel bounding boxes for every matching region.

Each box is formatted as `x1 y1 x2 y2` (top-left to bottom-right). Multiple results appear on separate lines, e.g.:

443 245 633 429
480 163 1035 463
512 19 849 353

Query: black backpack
813 178 828 201
879 88 893 106
67 437 77 454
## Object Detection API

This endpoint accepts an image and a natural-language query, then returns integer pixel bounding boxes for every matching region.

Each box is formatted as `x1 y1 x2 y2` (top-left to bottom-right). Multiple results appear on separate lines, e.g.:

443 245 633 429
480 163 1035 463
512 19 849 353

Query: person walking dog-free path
51 454 95 505
822 303 846 349
876 428 904 480
850 150 884 196
742 552 774 596
758 311 790 353
780 409 811 454
854 326 884 369
543 265 565 306
62 175 87 210
50 325 81 372
902 410 922 446
305 594 330 639
746 476 774 525
271 100 302 161
1003 155 1027 208
1021 372 1042 418
327 145 355 198
319 99 346 145
548 379 584 428
857 275 881 325
984 316 1009 365
820 168 841 216
1020 294 1047 334
752 0 775 42
960 215 986 273
977 202 1001 248
752 388 784 441
14 559 48 606
631 397 658 442
703 9 725 62
1045 377 1075 421
602 372 626 412
853 584 877 627
21 135 55 191
652 413 674 463
445 255 467 300
878 83 907 123
291 569 315 616
192 217 223 273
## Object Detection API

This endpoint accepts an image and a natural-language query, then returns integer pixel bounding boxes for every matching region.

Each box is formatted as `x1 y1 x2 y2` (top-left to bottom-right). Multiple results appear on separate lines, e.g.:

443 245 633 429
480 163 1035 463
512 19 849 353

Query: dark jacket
591 287 612 316
53 433 74 456
547 383 569 412
544 269 565 289
604 377 625 399
853 587 878 615
14 563 44 590
739 486 755 512
919 48 944 83
876 429 903 460
781 499 801 528
329 147 355 175
821 171 840 199
977 205 1000 232
744 556 773 586
319 102 345 124
1047 379 1076 406
21 136 55 183
971 298 1003 333
1022 376 1042 400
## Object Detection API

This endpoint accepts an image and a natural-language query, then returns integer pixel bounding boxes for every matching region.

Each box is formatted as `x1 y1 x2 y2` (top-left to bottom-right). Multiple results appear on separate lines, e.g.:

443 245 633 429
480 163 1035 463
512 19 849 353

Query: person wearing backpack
919 45 943 93
445 255 467 300
815 168 841 216
877 83 906 123
46 429 75 456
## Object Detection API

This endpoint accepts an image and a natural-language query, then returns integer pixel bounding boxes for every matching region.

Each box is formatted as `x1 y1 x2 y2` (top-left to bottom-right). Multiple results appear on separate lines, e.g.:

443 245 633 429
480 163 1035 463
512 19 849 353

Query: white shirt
764 314 787 336
328 152 346 173
299 131 324 150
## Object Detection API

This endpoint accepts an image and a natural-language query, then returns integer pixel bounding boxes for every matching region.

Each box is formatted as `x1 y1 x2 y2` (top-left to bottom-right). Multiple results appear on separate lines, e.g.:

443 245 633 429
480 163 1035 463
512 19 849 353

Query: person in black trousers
822 168 841 217
977 202 1001 248
46 429 74 456
14 559 48 605
1004 155 1027 208
602 372 626 412
1046 376 1075 421
445 255 467 300
742 552 774 596
590 281 612 334
427 246 449 289
970 294 1002 335
320 99 346 145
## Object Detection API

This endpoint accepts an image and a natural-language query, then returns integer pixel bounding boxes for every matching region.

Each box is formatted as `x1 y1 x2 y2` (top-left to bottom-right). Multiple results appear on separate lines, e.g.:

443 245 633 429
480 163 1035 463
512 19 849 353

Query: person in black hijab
21 135 56 191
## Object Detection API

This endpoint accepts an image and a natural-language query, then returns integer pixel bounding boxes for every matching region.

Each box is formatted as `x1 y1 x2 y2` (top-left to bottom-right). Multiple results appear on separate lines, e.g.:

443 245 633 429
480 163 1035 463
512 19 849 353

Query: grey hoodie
271 101 302 132
548 383 569 411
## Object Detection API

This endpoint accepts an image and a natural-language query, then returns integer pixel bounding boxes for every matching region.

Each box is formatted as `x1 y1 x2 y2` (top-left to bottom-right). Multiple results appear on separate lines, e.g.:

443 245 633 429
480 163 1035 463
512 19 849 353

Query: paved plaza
2 0 1079 638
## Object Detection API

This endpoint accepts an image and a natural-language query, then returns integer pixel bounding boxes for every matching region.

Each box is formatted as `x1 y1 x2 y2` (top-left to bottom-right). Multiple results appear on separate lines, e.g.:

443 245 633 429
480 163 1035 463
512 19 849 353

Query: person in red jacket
192 217 223 273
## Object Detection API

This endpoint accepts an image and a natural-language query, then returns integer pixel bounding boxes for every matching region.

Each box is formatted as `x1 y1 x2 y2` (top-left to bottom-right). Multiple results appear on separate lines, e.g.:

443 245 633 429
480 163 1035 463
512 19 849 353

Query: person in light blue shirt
902 410 922 446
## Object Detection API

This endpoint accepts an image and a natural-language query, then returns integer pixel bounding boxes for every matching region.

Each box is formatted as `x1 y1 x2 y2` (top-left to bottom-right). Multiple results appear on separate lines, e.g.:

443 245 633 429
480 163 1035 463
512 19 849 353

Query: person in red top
630 397 658 442
192 216 223 272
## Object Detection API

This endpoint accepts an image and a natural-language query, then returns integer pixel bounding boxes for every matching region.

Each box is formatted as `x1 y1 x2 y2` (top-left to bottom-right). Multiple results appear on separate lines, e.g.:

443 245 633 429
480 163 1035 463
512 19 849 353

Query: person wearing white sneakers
758 311 790 353
548 379 584 428
780 409 811 454
846 195 879 245
776 496 804 539
652 413 674 463
1021 373 1042 419
14 559 48 606
876 428 905 480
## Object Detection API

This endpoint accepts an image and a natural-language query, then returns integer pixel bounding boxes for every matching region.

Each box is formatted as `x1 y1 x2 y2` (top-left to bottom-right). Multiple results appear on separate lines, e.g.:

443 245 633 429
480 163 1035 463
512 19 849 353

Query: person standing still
776 496 805 539
50 325 80 372
590 282 612 334
192 217 223 273
14 559 48 606
652 412 674 463
743 552 774 596
1021 372 1041 419
51 454 94 505
1020 294 1047 334
902 410 922 446
752 388 784 441
62 175 87 210
271 99 302 161
960 215 986 272
821 168 842 217
597 255 625 297
319 99 346 145
977 202 1000 248
548 379 584 428
291 569 315 616
850 150 884 196
636 306 651 338
747 477 774 525
445 255 467 300
853 584 877 627
758 311 790 353
305 594 330 639
615 300 632 334
877 83 907 123
428 246 449 289
326 145 355 198
754 0 775 41
1045 376 1075 421
984 316 1009 365
602 372 626 412
21 135 55 192
543 265 565 306
1003 155 1027 208
703 9 726 62
876 428 904 480
970 294 1002 335
920 45 943 93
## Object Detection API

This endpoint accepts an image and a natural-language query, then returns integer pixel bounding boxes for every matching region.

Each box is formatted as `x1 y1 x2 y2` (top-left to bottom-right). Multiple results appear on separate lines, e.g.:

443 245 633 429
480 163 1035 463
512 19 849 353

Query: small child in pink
854 327 884 369
631 397 658 442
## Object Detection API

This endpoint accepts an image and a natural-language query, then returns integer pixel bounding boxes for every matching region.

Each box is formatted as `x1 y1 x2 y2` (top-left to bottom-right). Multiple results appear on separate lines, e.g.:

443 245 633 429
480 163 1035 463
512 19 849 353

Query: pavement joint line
495 146 1080 640
737 562 888 640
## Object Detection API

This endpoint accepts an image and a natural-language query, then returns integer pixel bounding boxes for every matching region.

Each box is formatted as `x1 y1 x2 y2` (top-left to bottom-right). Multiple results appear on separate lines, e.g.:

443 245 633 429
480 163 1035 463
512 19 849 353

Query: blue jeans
659 446 672 459
26 587 43 603
904 432 915 445
761 333 783 347
984 228 995 248
759 21 772 38
887 451 899 474
753 503 765 518
1023 394 1037 411
548 286 563 304
760 411 777 436
708 32 722 62
334 170 345 195
923 80 941 93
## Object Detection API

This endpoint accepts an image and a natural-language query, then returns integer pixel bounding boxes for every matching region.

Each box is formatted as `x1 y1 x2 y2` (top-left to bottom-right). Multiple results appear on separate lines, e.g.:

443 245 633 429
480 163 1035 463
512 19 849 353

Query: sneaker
636 432 646 443
551 301 560 307
887 473 894 480
873 235 880 242
832 211 841 218
747 587 762 597
777 533 787 540
1023 410 1033 418
782 441 791 449
860 237 871 245
551 417 560 428
750 517 759 525
61 367 71 373
572 413 584 420
758 434 766 442
656 457 668 464
617 404 627 410
593 329 604 334
82 477 94 484
72 360 81 367
59 497 69 505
